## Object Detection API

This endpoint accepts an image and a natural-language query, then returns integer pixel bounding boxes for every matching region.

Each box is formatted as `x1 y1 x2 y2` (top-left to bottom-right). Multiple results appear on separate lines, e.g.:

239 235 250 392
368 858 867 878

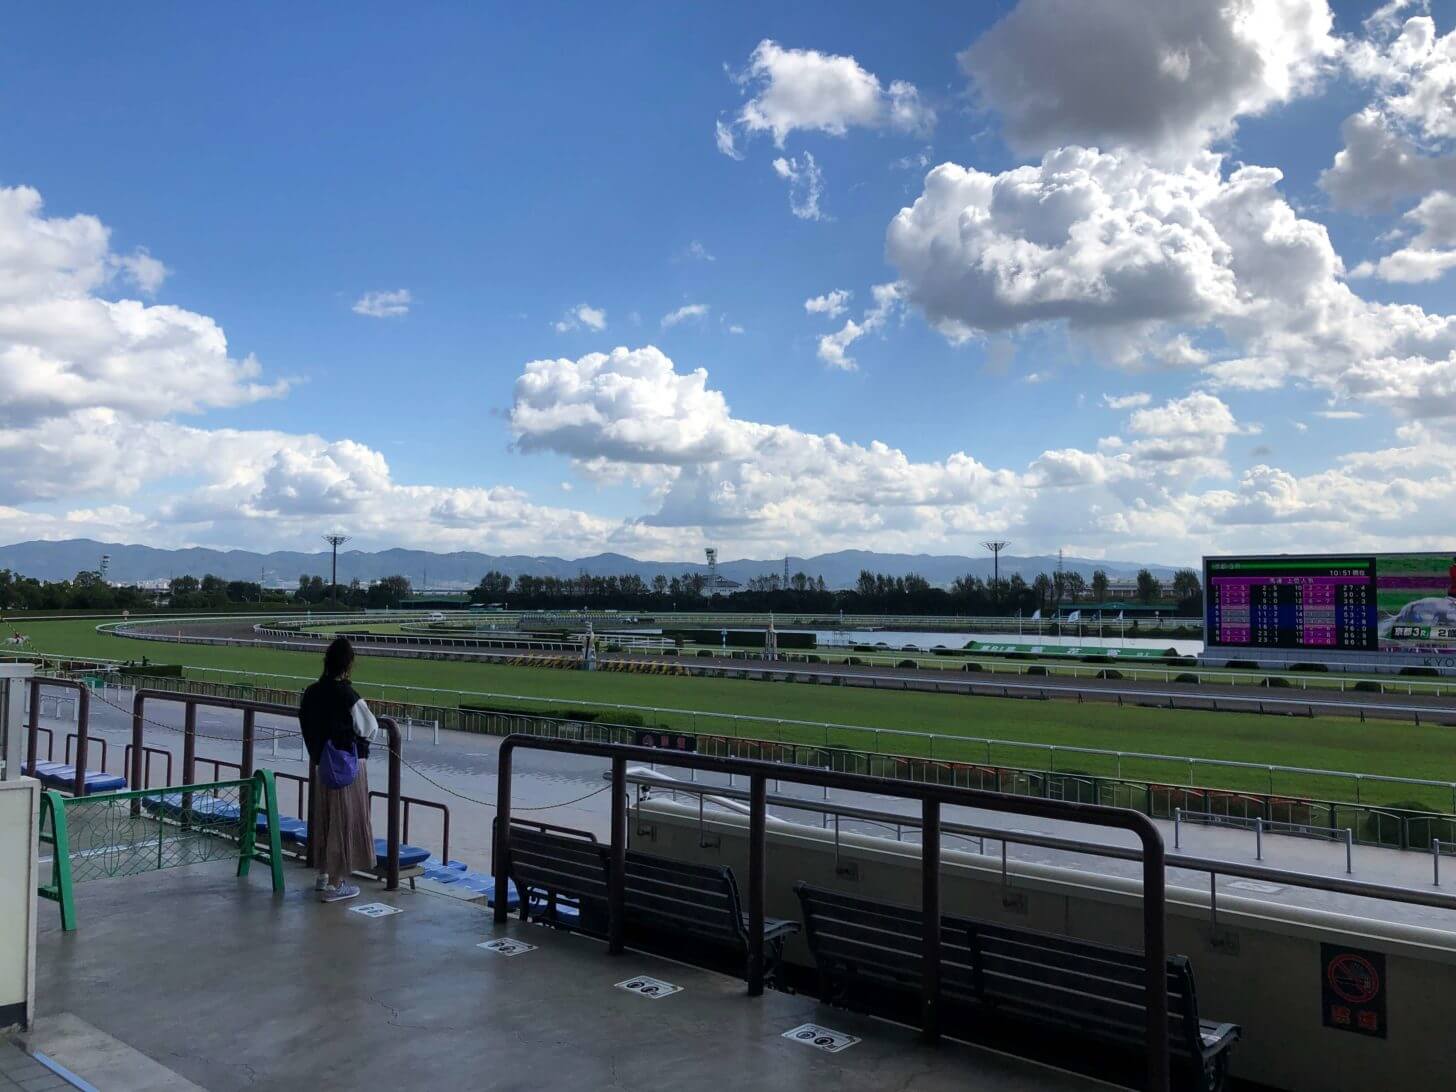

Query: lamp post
982 540 1010 612
323 534 350 611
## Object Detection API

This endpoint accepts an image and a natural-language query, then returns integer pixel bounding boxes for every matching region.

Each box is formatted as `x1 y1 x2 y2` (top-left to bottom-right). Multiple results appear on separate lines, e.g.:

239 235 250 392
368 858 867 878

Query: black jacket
299 677 372 763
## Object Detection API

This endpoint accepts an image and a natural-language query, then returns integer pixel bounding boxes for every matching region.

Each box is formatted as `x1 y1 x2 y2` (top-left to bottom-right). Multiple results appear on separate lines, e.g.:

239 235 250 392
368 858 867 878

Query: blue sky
3 1 1456 565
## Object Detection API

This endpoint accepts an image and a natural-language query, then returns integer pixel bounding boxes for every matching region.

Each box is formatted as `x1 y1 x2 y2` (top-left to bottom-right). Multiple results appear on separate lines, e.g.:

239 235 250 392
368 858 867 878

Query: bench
795 884 1240 1092
249 813 431 870
31 761 126 795
502 825 799 985
505 824 610 931
623 849 799 986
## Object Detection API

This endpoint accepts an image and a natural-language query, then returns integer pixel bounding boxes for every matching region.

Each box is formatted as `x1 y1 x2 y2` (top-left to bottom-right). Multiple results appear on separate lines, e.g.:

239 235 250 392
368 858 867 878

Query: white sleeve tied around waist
350 698 380 742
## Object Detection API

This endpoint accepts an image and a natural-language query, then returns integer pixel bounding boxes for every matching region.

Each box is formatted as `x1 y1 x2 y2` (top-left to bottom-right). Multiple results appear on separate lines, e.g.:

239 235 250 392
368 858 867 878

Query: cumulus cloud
502 344 1456 557
804 289 851 318
0 186 286 431
554 303 607 333
352 288 412 318
959 0 1340 157
772 153 826 221
887 148 1456 423
1350 191 1456 281
661 303 710 328
725 40 934 149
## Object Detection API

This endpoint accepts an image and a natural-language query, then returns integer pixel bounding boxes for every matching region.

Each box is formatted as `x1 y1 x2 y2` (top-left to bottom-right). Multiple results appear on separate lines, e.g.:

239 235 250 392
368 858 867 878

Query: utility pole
323 534 350 611
982 540 1010 610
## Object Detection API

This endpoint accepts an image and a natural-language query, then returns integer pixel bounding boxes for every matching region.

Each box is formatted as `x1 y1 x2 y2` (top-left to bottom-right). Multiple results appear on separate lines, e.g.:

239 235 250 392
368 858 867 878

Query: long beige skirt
318 761 375 879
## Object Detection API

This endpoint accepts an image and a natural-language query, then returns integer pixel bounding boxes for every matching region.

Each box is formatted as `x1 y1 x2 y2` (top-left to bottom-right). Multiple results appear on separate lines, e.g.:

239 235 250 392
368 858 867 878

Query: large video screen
1204 553 1456 654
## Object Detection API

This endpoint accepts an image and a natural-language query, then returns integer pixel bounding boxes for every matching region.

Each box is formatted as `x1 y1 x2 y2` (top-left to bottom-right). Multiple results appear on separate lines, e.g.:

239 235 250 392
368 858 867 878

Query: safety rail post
748 774 766 997
241 708 255 779
921 796 941 1043
608 756 627 954
381 716 402 890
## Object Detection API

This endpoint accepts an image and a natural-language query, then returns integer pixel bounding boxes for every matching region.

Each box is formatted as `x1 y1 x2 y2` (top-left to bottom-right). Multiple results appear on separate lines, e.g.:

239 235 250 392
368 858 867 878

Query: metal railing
1175 808 1354 873
26 678 91 795
492 734 1173 1092
624 773 1456 926
128 688 404 889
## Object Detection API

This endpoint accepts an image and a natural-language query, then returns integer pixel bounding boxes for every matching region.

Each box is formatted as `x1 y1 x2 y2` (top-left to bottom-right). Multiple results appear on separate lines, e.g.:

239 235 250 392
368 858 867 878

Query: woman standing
300 636 379 903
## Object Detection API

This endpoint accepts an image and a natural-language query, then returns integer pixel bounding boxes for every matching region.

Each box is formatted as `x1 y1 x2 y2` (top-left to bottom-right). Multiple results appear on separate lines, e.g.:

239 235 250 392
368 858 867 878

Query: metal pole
493 743 513 924
1255 817 1263 862
384 718 401 891
1174 808 1181 849
1435 839 1441 887
25 678 39 778
921 798 941 1043
1141 824 1170 1092
609 757 626 955
748 774 766 997
241 709 255 779
1345 829 1353 875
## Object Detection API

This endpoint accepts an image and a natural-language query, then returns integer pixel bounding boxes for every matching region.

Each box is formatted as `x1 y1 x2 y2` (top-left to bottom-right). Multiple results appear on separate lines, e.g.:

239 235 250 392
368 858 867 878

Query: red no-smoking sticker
1326 953 1380 1005
1321 944 1386 1038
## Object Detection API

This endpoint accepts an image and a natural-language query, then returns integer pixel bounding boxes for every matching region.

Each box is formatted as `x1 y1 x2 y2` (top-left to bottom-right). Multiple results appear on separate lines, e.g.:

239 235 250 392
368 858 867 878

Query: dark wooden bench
504 823 610 931
795 884 1240 1092
501 823 799 986
623 849 800 985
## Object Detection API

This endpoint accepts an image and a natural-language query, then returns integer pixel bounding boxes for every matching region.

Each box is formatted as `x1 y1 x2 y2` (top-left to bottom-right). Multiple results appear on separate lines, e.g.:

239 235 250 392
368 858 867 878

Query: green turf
13 616 1456 810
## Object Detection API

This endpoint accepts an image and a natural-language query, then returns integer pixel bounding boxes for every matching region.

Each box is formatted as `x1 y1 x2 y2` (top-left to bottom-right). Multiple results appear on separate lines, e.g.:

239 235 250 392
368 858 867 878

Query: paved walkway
0 1038 74 1092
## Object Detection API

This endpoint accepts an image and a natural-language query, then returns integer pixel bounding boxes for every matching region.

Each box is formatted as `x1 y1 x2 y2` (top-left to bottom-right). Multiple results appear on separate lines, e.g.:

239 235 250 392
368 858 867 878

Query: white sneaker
322 883 360 903
314 875 329 892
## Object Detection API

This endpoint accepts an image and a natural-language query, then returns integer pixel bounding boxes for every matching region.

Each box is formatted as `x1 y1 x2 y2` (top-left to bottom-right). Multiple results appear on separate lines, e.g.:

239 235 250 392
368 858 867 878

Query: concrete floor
33 861 1111 1092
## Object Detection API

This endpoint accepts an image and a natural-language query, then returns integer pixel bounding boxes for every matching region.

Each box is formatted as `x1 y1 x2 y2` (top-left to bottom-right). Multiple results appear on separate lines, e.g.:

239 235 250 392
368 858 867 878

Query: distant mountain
0 539 1185 590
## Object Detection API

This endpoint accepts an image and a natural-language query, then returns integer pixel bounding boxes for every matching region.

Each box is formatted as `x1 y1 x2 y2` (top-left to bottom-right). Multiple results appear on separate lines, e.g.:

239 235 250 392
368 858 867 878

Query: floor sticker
349 902 403 918
782 1024 860 1053
615 976 681 998
478 938 536 956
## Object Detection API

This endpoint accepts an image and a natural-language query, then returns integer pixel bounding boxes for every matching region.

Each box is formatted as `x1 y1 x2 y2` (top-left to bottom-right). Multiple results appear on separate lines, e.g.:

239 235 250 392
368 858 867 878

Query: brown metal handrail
129 688 403 889
494 734 1171 1092
26 678 91 796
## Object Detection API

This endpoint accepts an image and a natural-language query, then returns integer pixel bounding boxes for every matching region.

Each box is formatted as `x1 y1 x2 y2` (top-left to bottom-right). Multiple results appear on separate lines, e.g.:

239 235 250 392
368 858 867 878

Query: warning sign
1321 944 1386 1038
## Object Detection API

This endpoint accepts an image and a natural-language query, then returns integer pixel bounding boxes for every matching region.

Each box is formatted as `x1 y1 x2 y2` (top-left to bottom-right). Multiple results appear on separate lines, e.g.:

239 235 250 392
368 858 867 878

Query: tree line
473 566 1203 616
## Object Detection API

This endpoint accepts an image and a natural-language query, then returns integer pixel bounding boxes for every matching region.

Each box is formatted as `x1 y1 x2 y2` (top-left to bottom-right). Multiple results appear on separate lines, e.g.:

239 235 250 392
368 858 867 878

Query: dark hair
323 636 355 680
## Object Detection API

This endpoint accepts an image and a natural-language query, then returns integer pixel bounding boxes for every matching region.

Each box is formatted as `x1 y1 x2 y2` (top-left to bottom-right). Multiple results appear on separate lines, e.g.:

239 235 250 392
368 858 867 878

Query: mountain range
0 539 1184 590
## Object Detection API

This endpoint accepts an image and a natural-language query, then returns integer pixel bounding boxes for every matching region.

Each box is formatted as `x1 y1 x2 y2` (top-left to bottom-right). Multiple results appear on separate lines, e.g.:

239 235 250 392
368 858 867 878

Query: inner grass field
11 616 1456 810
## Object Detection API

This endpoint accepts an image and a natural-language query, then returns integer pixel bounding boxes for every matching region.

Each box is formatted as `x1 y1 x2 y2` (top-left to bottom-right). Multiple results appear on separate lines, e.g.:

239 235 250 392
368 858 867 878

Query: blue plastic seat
141 793 238 825
376 839 429 869
32 760 126 795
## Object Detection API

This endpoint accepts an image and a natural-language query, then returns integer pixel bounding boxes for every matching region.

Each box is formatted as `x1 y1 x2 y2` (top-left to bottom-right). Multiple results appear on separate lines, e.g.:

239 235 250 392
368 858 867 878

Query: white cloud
714 119 743 160
1351 191 1456 282
1314 409 1365 420
0 185 285 433
727 40 934 147
816 283 900 370
804 289 851 318
554 303 607 333
661 303 710 328
1323 15 1456 211
684 240 715 262
113 248 168 295
1102 392 1152 410
887 148 1456 424
959 0 1340 156
352 289 412 318
502 344 1456 558
772 154 826 221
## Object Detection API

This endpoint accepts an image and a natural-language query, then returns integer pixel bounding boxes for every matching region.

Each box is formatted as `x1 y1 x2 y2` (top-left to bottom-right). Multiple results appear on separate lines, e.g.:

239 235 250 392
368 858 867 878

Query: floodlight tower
98 554 111 585
982 540 1010 605
323 533 350 610
705 547 717 594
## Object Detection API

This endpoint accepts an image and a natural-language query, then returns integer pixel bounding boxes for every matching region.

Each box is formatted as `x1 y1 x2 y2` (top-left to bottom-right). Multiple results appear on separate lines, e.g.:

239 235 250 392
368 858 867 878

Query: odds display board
1204 552 1456 655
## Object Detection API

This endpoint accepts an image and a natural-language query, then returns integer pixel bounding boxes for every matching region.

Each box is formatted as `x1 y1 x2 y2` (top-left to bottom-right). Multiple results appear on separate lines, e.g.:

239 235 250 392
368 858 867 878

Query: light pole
982 540 1010 612
323 534 350 611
